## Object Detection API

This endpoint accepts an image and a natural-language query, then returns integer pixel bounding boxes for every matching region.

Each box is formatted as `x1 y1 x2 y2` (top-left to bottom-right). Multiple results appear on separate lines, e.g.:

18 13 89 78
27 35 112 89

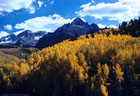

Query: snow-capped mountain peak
0 30 47 47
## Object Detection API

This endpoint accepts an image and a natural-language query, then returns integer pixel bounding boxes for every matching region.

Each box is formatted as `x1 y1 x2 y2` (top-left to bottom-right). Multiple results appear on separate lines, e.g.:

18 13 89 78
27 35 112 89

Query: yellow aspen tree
103 64 109 78
97 63 102 75
115 64 124 83
101 84 108 96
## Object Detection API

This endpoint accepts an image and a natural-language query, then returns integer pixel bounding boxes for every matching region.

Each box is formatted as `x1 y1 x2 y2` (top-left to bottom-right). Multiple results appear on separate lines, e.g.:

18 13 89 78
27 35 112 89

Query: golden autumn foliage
101 84 108 96
114 64 124 83
103 64 109 79
0 34 140 96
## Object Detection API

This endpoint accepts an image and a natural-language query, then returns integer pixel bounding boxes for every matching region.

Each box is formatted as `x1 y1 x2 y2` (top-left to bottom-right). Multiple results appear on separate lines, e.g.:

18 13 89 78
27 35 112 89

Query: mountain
0 30 47 47
36 18 99 49
0 34 18 45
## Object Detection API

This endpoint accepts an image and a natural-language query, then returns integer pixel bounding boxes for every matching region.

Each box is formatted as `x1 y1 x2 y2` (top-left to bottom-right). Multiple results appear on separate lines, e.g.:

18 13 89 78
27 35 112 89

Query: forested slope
0 34 140 96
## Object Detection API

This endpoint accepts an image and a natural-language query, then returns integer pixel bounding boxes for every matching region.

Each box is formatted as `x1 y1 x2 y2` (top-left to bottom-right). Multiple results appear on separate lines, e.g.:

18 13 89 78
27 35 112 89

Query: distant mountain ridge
36 18 99 49
0 18 99 48
0 30 47 47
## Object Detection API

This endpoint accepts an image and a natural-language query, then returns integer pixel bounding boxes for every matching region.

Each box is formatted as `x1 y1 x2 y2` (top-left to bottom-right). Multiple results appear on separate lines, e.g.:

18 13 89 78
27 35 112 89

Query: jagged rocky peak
71 17 88 25
24 30 32 33
21 30 32 34
17 30 32 36
0 30 47 47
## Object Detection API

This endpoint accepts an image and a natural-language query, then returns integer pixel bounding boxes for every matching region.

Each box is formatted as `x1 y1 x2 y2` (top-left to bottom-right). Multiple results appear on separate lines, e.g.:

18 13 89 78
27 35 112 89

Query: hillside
1 0 140 95
0 48 38 66
91 17 140 37
0 51 20 65
0 34 140 96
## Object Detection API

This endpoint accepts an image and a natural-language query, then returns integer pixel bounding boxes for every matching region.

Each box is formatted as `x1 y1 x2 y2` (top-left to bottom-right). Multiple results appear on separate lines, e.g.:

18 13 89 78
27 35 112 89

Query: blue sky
0 0 140 37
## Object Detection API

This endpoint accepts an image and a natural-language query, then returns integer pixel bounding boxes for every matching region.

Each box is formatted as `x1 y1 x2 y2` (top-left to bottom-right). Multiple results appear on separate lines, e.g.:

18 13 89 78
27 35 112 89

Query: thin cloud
50 0 55 5
37 1 44 8
4 24 13 31
110 25 117 28
98 24 118 28
98 24 106 28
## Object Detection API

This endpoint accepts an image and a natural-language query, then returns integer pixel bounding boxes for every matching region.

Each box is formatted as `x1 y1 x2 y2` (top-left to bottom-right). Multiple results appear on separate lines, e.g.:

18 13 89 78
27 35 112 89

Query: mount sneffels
35 18 99 49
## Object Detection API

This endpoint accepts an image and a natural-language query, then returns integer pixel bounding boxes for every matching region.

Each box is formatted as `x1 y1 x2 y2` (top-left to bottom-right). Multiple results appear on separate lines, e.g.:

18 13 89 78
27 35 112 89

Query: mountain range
0 30 47 47
0 18 99 48
36 18 99 49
